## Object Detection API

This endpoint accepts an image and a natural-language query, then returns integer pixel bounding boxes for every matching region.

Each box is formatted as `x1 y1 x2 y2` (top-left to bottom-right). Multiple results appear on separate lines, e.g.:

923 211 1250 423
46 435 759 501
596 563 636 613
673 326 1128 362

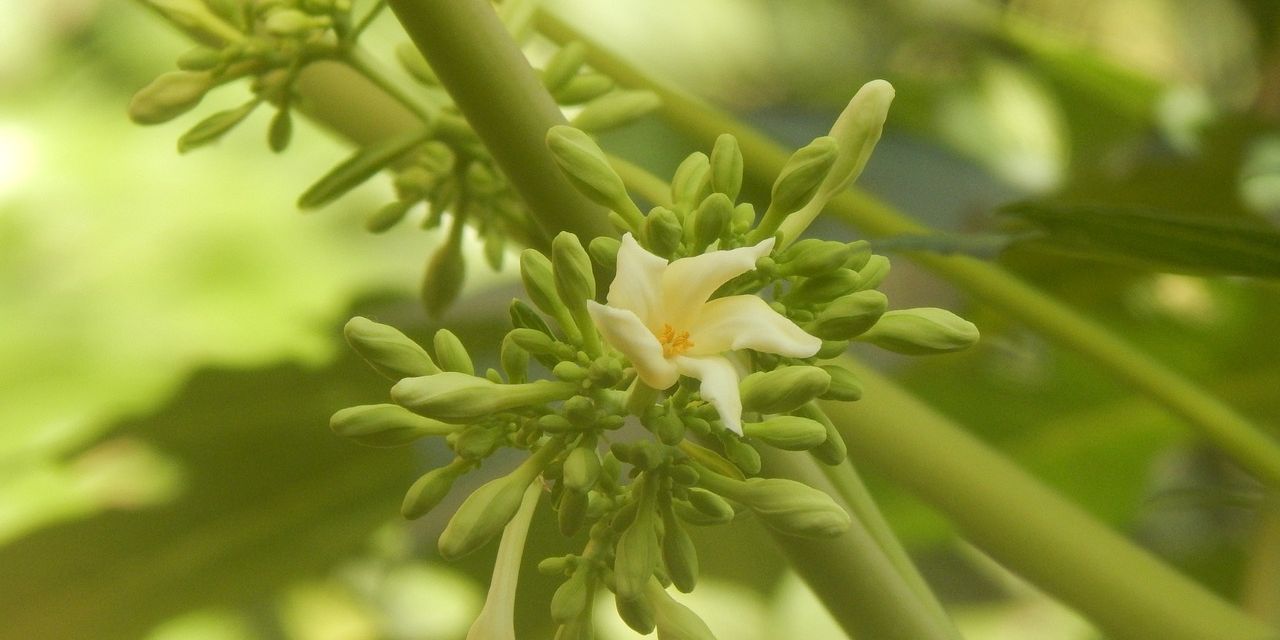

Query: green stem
826 357 1274 640
752 451 963 640
533 8 1280 488
386 0 611 245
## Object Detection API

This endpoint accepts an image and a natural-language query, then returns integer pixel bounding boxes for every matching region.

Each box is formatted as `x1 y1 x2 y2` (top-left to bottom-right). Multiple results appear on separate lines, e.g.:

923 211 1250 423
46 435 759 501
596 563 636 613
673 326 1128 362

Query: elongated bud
616 594 656 635
264 8 327 36
722 436 761 474
777 80 895 244
551 569 591 622
330 403 458 447
731 202 756 234
453 425 506 460
645 207 683 258
739 478 850 538
661 506 699 593
710 133 744 201
402 459 469 519
178 101 258 153
817 365 862 402
571 90 661 132
691 193 733 250
433 329 474 375
557 486 588 536
422 234 466 317
854 254 891 290
778 239 854 277
858 308 979 354
147 0 241 44
542 41 587 93
129 70 215 125
520 249 581 343
587 235 621 267
366 200 414 233
344 316 440 379
499 333 528 383
799 403 847 465
393 373 576 422
752 137 839 240
546 126 644 229
552 232 596 304
786 270 860 304
563 445 601 492
646 580 717 640
739 366 831 414
742 416 828 451
810 290 887 340
438 445 557 560
508 327 556 356
614 491 659 603
465 483 542 640
671 152 711 209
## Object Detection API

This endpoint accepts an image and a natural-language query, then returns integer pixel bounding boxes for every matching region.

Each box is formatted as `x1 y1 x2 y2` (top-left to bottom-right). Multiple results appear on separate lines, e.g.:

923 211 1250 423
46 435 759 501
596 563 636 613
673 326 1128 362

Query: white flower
587 234 822 434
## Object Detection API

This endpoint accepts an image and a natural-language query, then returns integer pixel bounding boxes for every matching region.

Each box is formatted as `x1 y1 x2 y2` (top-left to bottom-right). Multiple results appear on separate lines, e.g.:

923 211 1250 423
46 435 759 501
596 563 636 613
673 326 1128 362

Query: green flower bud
710 133 744 201
647 411 685 445
510 299 554 335
687 489 736 521
691 193 733 251
344 316 440 379
146 0 241 50
645 206 683 258
452 424 506 459
563 446 601 492
796 403 846 465
670 152 711 209
401 459 468 519
616 594 655 635
540 555 574 576
854 254 891 290
553 361 588 382
433 329 474 375
810 290 887 340
739 478 850 538
819 365 862 401
722 436 761 474
558 486 588 536
546 126 644 229
264 8 325 35
646 580 717 640
742 416 828 451
731 202 756 234
177 100 259 153
615 513 659 603
677 440 743 481
541 41 587 93
845 240 872 271
779 239 854 277
739 366 832 414
669 463 700 487
176 47 222 71
563 395 597 427
571 90 661 133
661 506 699 593
752 137 839 241
552 232 596 305
129 70 215 125
365 200 414 233
268 106 292 152
508 327 556 356
438 444 558 559
422 234 466 317
520 249 582 343
330 403 457 447
483 228 506 271
858 308 980 354
551 569 590 622
499 333 529 384
553 72 614 105
393 373 576 422
588 235 621 268
537 414 576 433
816 339 850 359
786 270 860 304
672 499 729 526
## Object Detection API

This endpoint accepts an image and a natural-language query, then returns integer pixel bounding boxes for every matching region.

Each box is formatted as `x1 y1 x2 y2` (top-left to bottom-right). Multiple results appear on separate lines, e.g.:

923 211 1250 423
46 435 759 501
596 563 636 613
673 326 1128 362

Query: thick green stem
386 0 611 245
755 450 963 640
534 9 1280 488
826 357 1275 640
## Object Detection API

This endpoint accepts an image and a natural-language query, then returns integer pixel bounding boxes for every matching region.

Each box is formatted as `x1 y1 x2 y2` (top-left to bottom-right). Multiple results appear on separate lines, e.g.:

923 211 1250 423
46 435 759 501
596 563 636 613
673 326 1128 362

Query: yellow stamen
659 323 694 358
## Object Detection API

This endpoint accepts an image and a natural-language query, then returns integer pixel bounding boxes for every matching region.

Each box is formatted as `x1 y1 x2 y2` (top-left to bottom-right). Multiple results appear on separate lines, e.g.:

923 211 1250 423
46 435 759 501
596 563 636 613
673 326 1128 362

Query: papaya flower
587 234 821 434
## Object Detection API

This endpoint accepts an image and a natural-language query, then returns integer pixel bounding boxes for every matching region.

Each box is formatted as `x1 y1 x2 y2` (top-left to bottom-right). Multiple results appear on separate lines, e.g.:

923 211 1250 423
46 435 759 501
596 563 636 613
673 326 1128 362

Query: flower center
658 323 694 358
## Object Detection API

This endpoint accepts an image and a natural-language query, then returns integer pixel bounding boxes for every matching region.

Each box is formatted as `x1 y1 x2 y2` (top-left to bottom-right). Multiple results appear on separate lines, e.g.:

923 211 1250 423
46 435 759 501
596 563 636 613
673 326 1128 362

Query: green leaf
298 129 431 210
1002 201 1280 277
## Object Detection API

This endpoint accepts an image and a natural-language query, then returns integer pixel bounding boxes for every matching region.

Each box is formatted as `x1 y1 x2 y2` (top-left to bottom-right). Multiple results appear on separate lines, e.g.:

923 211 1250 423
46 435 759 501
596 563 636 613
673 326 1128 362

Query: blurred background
2 0 1279 638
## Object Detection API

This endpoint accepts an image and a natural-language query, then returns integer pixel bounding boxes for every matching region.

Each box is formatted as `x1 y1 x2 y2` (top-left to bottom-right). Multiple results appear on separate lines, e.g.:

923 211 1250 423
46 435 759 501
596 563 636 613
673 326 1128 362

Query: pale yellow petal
675 355 744 435
686 295 822 358
605 233 668 330
660 238 775 329
587 301 678 389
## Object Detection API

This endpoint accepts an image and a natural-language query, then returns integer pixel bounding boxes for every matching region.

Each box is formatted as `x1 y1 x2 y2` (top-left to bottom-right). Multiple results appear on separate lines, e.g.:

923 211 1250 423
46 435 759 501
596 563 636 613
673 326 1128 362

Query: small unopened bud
645 207 682 258
546 126 644 229
616 594 655 635
819 365 862 401
402 460 468 519
422 233 466 317
552 232 596 305
433 329 474 375
661 508 699 593
799 403 847 465
553 72 614 105
264 8 327 36
557 486 588 536
742 416 828 450
330 403 457 447
571 90 661 132
438 444 558 559
691 193 733 250
562 446 601 492
392 373 576 422
365 200 414 233
740 477 851 538
508 327 556 356
854 254 891 290
520 249 580 342
646 580 717 640
129 70 215 125
739 366 831 414
810 290 887 340
858 308 980 354
344 316 440 379
670 152 711 209
731 202 756 234
710 133 744 201
615 512 659 604
177 100 258 153
779 239 854 277
551 569 591 622
787 270 860 304
176 47 222 71
753 137 839 240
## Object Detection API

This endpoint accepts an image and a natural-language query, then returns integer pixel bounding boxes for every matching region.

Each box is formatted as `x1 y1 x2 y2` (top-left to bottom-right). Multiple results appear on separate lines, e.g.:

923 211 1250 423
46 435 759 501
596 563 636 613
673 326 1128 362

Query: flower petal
587 301 678 389
687 295 822 358
605 233 668 330
661 238 775 329
675 355 744 435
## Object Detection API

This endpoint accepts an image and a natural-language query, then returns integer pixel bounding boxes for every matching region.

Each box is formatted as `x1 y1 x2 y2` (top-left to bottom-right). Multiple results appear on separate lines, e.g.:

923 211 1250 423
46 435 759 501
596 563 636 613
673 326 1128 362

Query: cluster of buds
333 80 979 639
